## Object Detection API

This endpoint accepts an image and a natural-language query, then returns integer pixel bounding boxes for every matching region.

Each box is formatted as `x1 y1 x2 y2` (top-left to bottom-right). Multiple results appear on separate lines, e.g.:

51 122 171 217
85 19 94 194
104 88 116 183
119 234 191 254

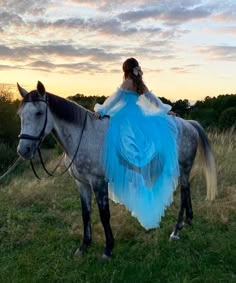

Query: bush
42 134 56 149
219 107 236 129
0 143 18 174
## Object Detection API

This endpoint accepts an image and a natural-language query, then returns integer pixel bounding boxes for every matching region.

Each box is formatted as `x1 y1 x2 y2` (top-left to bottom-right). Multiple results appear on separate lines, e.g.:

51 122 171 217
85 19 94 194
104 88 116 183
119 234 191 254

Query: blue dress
95 88 179 229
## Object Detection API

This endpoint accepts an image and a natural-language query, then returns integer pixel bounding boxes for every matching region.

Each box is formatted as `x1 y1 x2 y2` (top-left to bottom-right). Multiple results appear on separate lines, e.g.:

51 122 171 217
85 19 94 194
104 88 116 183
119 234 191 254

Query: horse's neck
51 114 85 158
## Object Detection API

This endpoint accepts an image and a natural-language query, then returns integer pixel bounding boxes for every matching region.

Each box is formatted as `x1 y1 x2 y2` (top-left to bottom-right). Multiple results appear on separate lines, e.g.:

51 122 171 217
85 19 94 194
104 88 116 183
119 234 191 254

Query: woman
94 58 179 229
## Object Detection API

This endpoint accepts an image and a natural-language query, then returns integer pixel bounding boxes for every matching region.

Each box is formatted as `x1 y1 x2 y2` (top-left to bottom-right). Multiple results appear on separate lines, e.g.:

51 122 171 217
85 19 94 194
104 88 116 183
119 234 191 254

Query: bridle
18 95 87 179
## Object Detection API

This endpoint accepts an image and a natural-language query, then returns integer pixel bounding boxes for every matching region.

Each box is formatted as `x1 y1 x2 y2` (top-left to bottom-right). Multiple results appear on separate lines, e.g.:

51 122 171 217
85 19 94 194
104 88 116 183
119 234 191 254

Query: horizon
0 0 235 101
2 83 235 106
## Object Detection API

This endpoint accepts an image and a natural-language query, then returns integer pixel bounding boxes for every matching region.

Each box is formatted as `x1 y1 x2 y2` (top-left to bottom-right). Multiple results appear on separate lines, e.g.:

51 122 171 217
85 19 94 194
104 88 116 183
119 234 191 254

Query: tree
159 97 173 107
219 107 236 129
172 99 190 117
0 85 13 102
0 86 20 145
188 94 236 129
67 93 107 111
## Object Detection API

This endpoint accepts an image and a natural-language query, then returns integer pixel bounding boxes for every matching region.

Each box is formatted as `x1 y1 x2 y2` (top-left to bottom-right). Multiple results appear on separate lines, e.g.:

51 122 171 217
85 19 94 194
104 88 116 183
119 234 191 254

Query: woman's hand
94 112 102 119
168 111 177 116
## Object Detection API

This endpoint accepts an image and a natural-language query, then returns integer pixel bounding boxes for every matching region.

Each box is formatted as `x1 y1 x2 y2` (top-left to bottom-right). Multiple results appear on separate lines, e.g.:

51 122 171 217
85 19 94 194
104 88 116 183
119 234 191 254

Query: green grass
0 131 235 283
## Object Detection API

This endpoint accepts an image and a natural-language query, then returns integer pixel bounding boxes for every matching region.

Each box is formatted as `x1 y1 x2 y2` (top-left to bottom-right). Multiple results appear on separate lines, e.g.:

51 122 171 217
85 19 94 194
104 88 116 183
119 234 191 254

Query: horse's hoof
169 232 180 241
74 242 91 257
74 247 84 257
184 219 192 226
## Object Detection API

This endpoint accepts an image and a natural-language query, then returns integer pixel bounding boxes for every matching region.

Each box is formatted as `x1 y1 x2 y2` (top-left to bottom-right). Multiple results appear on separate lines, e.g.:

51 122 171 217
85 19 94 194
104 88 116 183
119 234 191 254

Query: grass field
0 130 235 283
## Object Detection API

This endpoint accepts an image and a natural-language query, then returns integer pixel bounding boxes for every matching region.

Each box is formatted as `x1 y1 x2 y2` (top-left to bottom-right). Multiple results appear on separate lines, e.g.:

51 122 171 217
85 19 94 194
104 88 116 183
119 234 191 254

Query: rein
19 96 88 180
0 157 22 182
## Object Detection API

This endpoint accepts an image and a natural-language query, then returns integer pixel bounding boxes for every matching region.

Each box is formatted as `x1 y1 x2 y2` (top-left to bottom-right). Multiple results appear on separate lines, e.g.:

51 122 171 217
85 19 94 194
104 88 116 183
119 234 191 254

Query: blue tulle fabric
95 88 179 229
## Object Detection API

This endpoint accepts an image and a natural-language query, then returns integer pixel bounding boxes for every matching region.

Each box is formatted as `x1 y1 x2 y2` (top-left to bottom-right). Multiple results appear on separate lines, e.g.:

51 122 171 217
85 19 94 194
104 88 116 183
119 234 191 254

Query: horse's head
17 81 53 159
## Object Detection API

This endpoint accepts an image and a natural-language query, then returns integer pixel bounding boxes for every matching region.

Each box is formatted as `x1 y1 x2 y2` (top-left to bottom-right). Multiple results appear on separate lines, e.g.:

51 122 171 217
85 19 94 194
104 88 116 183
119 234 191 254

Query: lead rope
0 157 22 182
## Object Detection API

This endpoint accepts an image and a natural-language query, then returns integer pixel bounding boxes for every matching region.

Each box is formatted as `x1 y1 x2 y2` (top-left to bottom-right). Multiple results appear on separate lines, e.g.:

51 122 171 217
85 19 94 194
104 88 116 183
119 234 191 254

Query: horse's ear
17 83 28 98
37 81 46 96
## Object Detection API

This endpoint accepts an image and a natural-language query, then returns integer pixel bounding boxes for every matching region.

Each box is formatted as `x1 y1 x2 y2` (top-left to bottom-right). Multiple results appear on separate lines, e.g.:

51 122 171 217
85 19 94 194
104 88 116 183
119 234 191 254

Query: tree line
0 87 235 148
68 93 236 130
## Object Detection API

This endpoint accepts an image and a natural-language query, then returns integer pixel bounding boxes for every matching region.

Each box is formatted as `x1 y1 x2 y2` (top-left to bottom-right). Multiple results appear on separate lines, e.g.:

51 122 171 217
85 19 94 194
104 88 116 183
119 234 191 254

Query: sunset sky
0 0 235 101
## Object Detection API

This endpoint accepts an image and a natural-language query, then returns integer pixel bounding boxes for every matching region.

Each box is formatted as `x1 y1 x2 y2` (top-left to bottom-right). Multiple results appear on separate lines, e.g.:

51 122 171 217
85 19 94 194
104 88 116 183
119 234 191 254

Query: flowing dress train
95 88 179 229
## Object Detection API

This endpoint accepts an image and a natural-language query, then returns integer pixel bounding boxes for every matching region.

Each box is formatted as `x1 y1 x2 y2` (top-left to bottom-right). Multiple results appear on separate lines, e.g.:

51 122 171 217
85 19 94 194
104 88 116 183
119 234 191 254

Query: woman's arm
144 88 172 113
94 88 124 117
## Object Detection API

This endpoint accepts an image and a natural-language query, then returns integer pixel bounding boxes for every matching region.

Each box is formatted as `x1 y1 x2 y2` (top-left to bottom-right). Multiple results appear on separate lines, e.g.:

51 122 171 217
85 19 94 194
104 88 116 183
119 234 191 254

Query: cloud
33 16 164 38
170 64 200 73
0 64 17 70
67 0 145 11
197 45 236 61
0 43 122 62
0 0 235 81
210 1 236 23
0 60 106 74
0 1 193 41
214 11 236 22
0 54 118 74
118 2 212 25
0 0 53 15
216 26 236 36
0 11 25 29
27 60 56 70
30 61 107 73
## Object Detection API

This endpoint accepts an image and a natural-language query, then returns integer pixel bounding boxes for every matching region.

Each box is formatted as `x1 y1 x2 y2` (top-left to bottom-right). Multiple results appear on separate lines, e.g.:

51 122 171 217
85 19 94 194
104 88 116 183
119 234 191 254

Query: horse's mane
19 91 90 127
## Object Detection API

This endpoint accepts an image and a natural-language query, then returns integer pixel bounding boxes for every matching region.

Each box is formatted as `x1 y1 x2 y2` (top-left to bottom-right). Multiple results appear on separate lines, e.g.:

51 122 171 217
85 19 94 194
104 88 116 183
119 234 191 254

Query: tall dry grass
0 128 235 283
189 128 236 225
1 129 235 229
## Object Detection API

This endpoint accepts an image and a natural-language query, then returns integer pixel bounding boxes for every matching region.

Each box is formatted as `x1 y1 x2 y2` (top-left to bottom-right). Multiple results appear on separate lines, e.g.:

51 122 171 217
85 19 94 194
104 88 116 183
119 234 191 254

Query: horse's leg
74 181 92 256
170 164 192 240
93 181 114 258
185 182 193 225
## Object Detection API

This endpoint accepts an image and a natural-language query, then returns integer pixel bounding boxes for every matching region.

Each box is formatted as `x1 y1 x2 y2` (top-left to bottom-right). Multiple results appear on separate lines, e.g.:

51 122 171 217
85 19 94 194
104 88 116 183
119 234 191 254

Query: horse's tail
189 120 217 200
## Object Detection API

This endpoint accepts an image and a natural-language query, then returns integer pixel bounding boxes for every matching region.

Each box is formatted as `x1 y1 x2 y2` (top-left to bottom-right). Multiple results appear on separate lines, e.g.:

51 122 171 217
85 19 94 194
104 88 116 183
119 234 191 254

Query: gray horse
17 81 217 258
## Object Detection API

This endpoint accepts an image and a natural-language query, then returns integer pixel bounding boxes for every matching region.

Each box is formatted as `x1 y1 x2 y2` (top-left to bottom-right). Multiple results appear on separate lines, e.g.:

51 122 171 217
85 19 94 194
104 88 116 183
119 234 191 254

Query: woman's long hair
122 58 146 95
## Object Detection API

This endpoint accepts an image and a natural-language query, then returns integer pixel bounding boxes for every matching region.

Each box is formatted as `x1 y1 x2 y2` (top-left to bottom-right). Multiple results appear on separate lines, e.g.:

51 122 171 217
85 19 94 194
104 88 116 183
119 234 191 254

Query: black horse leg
94 182 114 258
171 185 187 239
75 181 92 256
170 165 192 240
185 183 193 225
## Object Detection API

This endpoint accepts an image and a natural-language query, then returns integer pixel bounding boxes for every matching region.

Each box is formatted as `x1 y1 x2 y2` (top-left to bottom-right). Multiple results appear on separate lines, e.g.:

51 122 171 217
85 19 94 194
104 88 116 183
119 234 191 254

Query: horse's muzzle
17 141 37 160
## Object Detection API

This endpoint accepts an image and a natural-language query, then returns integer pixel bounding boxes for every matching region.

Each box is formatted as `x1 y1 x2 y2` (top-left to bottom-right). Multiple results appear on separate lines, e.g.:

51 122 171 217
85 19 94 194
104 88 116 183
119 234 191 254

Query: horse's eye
36 111 43 116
